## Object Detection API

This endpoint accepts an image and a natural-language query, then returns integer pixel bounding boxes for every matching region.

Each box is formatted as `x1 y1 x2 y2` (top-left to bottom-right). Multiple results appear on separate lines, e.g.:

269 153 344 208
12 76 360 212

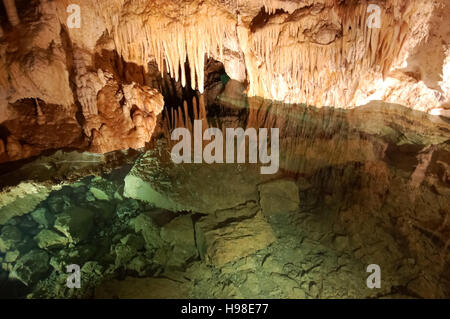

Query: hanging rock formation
3 0 20 27
47 0 449 110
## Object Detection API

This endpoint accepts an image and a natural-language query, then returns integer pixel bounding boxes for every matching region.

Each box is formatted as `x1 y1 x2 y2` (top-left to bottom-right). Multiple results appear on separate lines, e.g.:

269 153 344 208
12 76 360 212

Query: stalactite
164 94 209 148
242 1 415 106
263 0 277 15
94 0 235 95
34 98 45 125
3 0 20 26
52 0 425 109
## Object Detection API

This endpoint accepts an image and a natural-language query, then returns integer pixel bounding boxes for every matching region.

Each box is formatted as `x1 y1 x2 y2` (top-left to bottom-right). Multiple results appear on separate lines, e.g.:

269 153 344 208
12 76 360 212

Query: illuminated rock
34 229 68 250
54 207 94 244
9 249 50 286
1 0 449 164
258 179 300 217
195 202 276 266
0 225 22 253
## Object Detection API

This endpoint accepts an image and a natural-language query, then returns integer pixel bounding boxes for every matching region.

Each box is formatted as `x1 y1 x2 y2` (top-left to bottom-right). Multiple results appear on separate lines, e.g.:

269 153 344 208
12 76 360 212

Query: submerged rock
258 179 300 217
34 229 69 249
95 276 190 299
123 148 273 214
49 243 100 273
160 215 198 268
89 177 117 201
127 255 151 276
31 208 54 228
9 250 50 286
0 183 51 225
195 202 276 266
132 213 164 249
47 195 71 214
89 188 110 201
5 250 20 263
81 261 104 284
0 225 22 253
120 234 145 251
54 207 94 243
124 174 183 212
114 243 138 268
115 199 139 220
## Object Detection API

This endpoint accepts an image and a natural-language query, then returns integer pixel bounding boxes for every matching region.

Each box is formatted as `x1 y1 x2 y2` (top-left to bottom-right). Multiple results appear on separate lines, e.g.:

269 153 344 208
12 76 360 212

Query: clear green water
0 94 449 299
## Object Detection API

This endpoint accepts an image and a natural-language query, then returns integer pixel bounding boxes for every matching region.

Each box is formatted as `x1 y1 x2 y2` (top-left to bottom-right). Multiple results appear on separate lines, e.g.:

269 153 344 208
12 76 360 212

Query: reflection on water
0 84 449 298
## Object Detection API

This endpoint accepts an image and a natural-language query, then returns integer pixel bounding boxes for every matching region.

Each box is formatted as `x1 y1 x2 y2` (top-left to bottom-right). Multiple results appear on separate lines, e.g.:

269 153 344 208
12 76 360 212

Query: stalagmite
73 49 106 117
0 24 3 38
3 0 20 26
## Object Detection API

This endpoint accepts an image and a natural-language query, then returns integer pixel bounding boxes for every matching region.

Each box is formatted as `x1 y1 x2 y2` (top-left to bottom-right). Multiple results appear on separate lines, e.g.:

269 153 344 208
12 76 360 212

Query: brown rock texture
195 202 276 266
0 0 165 163
49 0 449 110
0 0 449 163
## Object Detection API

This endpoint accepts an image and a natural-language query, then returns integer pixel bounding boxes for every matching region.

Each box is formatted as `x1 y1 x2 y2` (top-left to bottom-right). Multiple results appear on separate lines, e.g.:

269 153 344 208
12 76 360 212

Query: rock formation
49 0 449 111
0 1 449 300
0 0 449 163
3 0 20 27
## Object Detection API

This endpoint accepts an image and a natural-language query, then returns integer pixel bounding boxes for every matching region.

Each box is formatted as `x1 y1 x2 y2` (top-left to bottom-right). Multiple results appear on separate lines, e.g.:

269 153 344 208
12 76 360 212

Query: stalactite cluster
245 2 412 105
93 0 236 94
54 0 444 110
